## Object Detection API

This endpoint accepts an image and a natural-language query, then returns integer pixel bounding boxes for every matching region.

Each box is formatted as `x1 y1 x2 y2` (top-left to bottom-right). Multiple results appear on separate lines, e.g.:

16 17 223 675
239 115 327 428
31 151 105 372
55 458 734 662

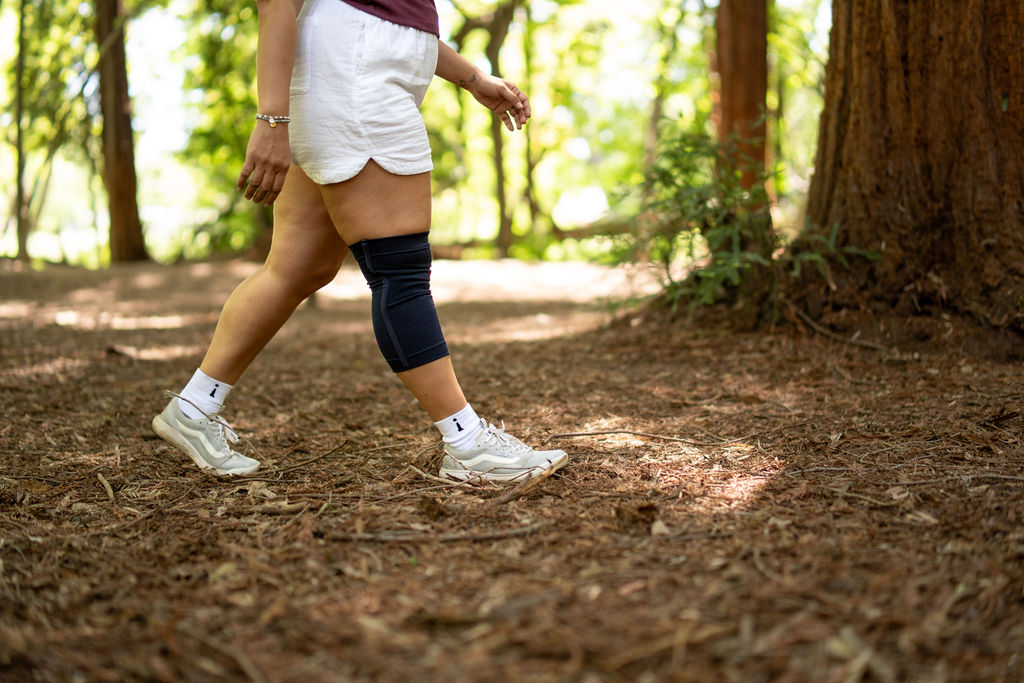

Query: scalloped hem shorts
288 0 438 184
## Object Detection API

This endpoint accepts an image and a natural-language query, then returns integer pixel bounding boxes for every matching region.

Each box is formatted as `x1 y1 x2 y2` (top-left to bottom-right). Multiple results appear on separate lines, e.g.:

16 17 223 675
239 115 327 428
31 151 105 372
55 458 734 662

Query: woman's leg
155 167 347 476
201 167 349 384
317 159 466 421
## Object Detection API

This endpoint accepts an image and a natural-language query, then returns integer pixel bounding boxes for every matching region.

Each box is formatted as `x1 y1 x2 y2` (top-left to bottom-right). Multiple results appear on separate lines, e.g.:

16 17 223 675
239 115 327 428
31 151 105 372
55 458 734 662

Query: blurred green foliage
1 0 830 266
176 0 268 257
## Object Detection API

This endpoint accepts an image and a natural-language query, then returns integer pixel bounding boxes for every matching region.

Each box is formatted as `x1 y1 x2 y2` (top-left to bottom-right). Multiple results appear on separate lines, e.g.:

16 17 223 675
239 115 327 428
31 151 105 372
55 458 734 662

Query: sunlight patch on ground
119 344 206 361
52 310 211 330
446 311 609 344
3 344 204 379
318 260 659 304
0 301 35 318
577 417 772 509
4 357 91 379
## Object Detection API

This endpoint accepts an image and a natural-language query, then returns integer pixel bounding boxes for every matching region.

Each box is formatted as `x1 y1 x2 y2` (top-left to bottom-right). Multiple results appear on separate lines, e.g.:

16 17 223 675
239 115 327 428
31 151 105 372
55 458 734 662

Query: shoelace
481 421 533 457
205 416 239 451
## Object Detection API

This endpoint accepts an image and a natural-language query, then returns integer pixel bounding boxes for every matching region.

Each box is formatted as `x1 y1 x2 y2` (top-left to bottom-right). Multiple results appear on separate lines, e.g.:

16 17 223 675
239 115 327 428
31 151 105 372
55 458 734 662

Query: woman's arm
236 0 301 205
435 40 531 131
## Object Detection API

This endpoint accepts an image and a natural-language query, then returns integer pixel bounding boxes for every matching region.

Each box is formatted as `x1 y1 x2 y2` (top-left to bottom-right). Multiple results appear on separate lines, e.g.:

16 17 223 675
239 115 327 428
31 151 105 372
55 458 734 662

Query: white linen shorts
289 0 438 184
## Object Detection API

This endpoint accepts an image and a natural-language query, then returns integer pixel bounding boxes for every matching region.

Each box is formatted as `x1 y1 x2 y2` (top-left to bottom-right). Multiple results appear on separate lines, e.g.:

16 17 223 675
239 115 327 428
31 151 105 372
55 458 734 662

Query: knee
348 232 449 372
266 253 344 299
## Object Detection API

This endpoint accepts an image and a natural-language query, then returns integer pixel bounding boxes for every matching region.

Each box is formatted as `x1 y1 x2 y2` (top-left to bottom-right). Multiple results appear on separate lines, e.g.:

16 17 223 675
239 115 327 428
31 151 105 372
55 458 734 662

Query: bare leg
318 160 467 420
201 167 348 384
396 357 468 422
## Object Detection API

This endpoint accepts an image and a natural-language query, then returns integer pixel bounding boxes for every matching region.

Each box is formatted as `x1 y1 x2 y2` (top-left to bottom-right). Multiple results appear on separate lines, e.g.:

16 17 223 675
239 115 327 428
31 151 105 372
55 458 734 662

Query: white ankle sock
435 403 484 452
177 368 233 420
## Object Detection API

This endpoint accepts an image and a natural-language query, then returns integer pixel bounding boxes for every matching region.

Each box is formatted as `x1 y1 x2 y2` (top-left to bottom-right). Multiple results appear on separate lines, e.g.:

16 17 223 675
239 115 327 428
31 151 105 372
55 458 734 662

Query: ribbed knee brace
348 232 450 373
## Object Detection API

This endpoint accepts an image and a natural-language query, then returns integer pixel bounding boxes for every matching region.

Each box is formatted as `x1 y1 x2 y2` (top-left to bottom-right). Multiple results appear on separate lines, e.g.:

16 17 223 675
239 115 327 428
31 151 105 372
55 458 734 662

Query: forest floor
1 257 1022 682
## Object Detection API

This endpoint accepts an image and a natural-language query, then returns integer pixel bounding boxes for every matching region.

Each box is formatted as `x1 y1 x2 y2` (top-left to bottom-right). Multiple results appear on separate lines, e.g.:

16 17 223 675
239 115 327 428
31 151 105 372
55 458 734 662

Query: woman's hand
236 122 290 206
435 41 531 132
464 73 532 131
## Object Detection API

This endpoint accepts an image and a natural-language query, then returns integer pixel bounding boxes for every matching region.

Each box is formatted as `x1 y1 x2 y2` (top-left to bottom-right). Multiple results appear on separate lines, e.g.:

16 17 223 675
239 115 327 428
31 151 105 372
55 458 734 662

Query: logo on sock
453 418 464 432
210 383 219 398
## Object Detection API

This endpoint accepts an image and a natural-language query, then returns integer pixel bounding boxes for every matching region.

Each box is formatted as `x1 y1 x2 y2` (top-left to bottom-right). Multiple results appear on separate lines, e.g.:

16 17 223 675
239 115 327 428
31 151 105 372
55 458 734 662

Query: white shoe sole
440 451 568 483
152 414 259 476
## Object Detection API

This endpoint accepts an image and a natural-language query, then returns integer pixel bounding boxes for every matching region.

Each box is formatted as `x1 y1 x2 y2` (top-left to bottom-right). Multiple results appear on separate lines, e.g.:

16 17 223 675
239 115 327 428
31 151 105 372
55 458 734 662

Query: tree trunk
484 1 518 258
451 0 520 258
715 0 767 187
803 0 1024 332
644 1 686 184
96 0 147 262
714 0 773 326
15 0 29 262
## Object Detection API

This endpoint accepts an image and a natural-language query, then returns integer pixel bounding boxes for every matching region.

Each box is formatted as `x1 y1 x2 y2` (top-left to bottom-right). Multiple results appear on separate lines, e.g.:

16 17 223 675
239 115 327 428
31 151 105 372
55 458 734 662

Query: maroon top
340 0 439 37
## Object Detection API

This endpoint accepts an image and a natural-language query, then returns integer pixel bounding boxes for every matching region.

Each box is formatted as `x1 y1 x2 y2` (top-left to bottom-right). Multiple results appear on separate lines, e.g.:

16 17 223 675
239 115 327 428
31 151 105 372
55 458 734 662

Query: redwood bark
715 0 768 187
804 0 1024 331
96 0 147 262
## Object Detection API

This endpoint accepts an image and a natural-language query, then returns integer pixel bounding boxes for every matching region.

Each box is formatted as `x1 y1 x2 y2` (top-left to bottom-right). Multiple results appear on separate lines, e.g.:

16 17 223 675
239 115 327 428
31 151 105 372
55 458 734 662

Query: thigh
266 166 350 283
318 160 432 244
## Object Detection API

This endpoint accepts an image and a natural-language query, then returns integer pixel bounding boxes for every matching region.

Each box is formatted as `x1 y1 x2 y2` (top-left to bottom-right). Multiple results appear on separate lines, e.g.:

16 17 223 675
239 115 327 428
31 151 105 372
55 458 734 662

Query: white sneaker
439 419 568 483
152 399 259 476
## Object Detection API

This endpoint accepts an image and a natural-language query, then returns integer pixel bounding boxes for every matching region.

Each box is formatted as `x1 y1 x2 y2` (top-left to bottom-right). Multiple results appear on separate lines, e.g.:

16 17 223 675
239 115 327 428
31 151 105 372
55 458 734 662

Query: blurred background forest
0 0 828 268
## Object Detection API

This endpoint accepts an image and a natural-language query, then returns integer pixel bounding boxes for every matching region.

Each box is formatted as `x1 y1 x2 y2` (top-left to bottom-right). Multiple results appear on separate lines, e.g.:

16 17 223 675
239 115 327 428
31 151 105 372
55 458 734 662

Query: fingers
238 127 290 206
475 75 531 131
501 81 530 130
236 159 255 193
240 168 287 206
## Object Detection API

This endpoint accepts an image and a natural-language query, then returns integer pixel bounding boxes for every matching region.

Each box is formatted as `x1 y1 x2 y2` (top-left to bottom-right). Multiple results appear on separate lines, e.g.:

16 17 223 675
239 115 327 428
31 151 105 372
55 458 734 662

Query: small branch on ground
784 299 892 352
327 521 548 544
487 466 558 505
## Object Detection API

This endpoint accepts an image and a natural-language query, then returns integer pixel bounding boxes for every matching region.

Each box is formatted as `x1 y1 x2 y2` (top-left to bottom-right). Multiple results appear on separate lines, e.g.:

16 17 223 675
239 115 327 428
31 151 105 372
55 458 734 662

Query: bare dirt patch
1 259 1022 681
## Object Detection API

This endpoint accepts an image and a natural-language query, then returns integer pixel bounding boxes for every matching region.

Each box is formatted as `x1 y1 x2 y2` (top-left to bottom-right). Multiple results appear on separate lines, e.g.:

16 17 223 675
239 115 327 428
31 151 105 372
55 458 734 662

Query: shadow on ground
1 260 1022 681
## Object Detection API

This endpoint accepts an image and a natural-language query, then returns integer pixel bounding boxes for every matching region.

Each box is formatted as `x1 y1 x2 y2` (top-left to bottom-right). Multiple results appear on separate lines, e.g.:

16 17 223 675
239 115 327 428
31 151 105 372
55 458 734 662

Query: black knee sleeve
348 232 450 373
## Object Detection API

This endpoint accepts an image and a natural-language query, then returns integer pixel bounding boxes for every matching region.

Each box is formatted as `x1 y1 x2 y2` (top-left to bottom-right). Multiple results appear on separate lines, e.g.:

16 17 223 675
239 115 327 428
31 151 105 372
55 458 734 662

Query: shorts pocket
290 12 316 94
411 33 438 86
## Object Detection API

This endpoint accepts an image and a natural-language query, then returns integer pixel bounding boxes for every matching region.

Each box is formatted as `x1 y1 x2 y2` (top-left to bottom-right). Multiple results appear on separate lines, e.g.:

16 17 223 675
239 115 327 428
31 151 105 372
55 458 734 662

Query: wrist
457 69 485 92
256 113 291 128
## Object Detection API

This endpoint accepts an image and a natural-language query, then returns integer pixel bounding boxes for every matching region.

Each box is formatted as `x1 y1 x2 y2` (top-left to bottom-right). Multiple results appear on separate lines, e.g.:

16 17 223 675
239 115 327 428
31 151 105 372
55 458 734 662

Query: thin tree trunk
484 2 518 258
96 0 147 262
15 0 29 262
644 1 685 175
802 0 1024 332
451 0 520 258
521 3 541 239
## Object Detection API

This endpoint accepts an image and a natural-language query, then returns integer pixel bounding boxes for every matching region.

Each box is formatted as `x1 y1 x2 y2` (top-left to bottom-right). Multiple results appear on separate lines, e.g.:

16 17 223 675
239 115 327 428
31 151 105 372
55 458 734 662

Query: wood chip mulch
1 261 1022 682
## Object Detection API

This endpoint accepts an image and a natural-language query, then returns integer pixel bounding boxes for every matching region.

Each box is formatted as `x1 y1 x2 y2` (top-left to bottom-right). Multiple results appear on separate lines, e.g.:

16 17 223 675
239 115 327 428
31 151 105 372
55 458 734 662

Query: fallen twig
488 466 559 505
833 489 904 507
408 464 486 489
261 442 348 477
328 521 548 544
895 473 1024 486
250 502 309 515
785 299 892 353
96 473 114 503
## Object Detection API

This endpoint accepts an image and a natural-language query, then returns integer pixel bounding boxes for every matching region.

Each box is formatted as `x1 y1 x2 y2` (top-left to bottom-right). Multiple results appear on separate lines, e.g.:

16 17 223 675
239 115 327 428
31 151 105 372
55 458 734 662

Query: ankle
178 368 233 419
434 403 483 451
